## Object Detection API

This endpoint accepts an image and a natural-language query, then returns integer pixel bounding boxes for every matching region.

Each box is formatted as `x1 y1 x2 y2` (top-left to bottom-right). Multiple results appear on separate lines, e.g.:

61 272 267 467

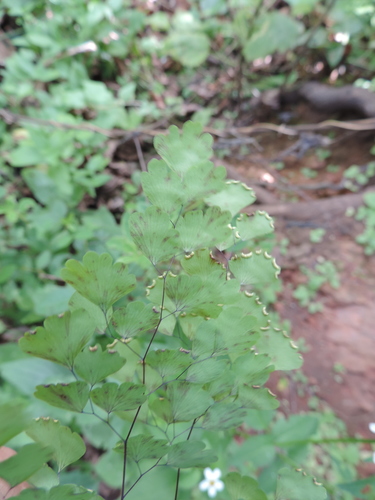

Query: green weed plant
0 123 329 500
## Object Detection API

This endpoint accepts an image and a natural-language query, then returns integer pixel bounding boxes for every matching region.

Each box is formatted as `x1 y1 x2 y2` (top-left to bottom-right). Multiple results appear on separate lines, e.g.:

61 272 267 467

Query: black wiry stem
121 274 168 498
174 418 198 500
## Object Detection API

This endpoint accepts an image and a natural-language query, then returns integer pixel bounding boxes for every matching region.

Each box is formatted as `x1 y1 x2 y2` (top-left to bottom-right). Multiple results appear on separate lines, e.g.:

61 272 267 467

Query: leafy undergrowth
1 1 375 499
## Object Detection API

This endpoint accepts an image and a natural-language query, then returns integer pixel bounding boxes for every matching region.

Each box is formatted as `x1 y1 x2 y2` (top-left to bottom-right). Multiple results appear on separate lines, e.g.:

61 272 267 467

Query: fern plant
0 122 327 500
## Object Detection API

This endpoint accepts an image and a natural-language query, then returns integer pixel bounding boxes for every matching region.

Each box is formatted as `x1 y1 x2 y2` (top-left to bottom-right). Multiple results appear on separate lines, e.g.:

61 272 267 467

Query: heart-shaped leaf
154 121 213 175
229 251 280 285
129 206 181 265
235 211 275 241
146 349 191 380
152 381 213 423
0 402 28 446
15 484 104 499
276 467 327 500
19 310 95 369
61 252 135 310
74 345 126 385
225 472 267 500
111 301 159 339
202 403 247 430
114 435 169 462
0 444 52 487
27 418 85 472
166 441 217 468
237 385 279 410
205 180 256 217
176 207 232 252
91 382 146 413
69 292 109 334
34 382 89 412
233 352 274 385
256 327 303 370
141 160 186 215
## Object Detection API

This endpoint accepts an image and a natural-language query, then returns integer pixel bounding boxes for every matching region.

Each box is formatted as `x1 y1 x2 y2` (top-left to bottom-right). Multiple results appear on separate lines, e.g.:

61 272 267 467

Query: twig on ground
133 137 147 172
3 107 375 141
249 188 375 221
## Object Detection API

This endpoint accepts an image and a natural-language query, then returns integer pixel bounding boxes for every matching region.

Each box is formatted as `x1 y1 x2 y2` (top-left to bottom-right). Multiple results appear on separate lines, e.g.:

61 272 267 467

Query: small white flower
369 423 375 434
199 468 224 498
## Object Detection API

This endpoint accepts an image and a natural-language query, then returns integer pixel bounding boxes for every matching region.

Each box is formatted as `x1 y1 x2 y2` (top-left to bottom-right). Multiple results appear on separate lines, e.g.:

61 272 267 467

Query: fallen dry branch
250 188 375 222
2 108 375 141
281 82 375 118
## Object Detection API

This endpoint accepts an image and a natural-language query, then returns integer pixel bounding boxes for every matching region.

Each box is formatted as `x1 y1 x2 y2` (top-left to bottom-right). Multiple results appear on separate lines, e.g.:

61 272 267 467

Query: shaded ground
277 221 375 436
223 104 375 437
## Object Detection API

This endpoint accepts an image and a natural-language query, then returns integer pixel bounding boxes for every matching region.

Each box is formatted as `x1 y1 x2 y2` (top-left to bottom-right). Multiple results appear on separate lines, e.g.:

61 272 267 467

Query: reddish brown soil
225 106 375 438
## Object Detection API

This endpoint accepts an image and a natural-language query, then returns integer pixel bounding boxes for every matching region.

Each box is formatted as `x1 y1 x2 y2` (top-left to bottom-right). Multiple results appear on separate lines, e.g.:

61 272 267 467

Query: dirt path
277 221 375 436
223 109 375 436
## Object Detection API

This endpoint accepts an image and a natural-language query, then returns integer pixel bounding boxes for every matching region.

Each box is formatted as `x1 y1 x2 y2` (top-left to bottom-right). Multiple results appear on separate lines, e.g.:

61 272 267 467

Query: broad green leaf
233 352 274 385
243 12 304 62
165 274 223 318
202 402 247 430
94 450 124 489
142 160 226 213
229 434 276 469
338 476 375 498
34 382 89 412
176 207 232 252
177 313 205 340
154 122 213 175
9 145 43 167
153 381 213 423
149 396 173 423
255 327 303 371
15 484 103 500
0 357 71 397
141 161 186 215
272 415 319 446
27 418 85 472
238 385 279 410
229 251 280 285
74 345 126 385
69 292 109 334
185 358 228 384
167 441 217 468
234 292 271 330
19 310 95 369
145 276 175 315
61 252 135 310
147 271 238 319
167 31 210 67
0 402 28 446
0 444 52 487
276 468 327 500
205 369 236 399
235 211 275 241
146 349 191 380
288 0 319 15
181 249 224 277
129 206 180 265
192 307 259 357
183 162 227 201
111 301 159 339
166 381 213 421
225 472 267 500
31 284 74 317
90 382 146 413
205 180 256 217
114 435 169 462
27 463 59 490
